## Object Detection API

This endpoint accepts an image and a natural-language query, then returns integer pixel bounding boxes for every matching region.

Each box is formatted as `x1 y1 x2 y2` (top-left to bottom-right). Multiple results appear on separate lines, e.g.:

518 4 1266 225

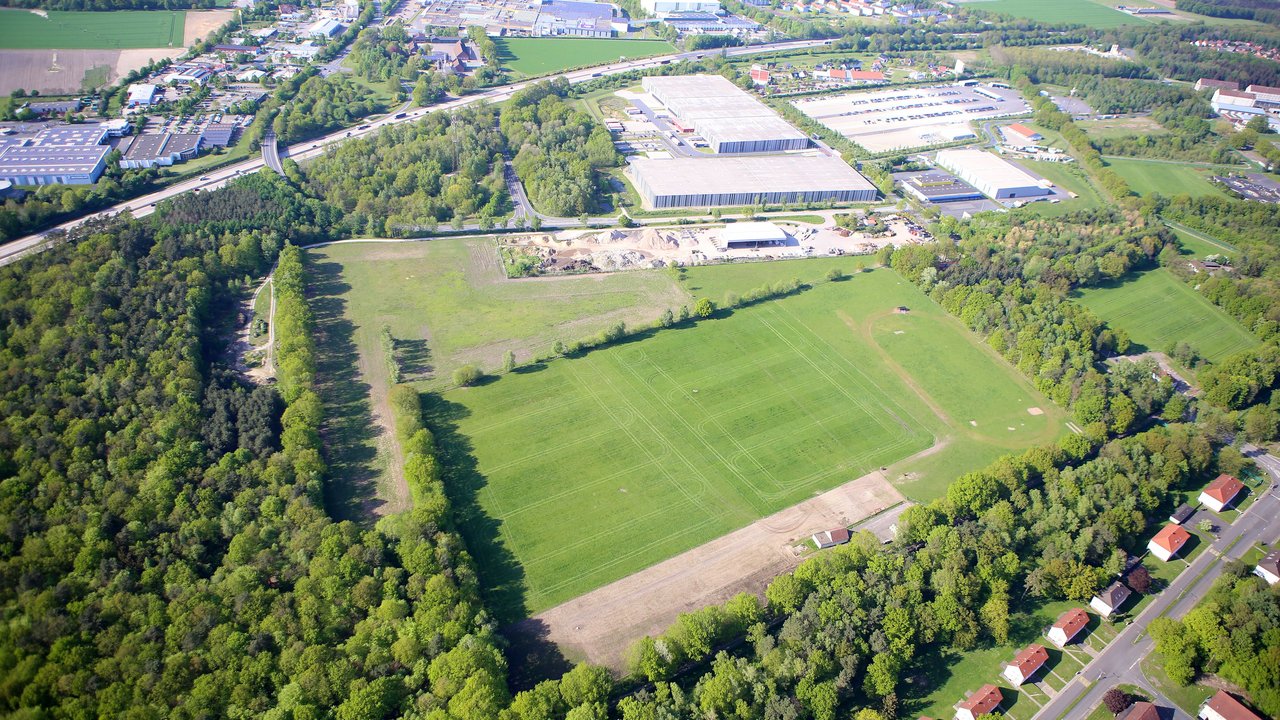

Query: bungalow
1090 581 1131 618
812 528 851 549
1199 474 1244 512
1169 504 1195 525
1200 690 1263 720
955 684 1002 720
1148 523 1192 562
1254 549 1279 585
1046 608 1089 647
1001 644 1048 685
1118 701 1161 720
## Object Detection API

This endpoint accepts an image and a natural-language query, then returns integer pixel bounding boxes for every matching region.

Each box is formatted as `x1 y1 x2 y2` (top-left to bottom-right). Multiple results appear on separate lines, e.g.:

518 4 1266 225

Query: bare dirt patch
517 471 909 673
1027 407 1044 416
183 9 234 45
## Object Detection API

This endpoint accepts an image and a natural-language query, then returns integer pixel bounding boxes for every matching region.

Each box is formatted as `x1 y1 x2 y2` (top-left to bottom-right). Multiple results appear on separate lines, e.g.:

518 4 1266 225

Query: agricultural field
1104 157 1229 198
957 0 1145 28
0 9 187 49
1078 116 1168 140
496 37 676 78
439 261 1066 616
1075 268 1259 364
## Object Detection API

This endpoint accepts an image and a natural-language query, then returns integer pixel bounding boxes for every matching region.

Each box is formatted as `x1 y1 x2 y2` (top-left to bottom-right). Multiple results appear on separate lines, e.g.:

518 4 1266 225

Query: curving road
0 39 831 268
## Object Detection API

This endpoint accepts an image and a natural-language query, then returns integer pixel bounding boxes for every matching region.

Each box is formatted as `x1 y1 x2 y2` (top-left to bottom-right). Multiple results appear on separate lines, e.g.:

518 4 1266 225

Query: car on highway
199 176 209 181
394 112 407 119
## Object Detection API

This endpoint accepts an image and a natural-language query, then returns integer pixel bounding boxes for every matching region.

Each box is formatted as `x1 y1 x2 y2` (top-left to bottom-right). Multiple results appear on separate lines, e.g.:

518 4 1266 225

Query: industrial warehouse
792 83 1028 153
627 154 877 208
934 148 1053 200
641 74 809 154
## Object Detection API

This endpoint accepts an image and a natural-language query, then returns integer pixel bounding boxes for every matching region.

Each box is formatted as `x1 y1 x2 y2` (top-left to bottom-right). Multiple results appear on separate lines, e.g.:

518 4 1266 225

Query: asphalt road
1034 451 1280 720
0 38 831 268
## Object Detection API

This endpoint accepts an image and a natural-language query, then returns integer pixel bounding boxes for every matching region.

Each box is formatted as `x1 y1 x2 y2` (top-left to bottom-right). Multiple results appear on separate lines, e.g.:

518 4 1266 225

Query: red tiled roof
959 685 1002 715
1217 89 1256 100
1203 474 1244 504
1246 84 1280 95
847 70 885 80
1008 644 1048 677
1204 690 1262 720
1152 523 1191 554
1117 701 1160 720
1052 608 1089 640
1007 123 1039 137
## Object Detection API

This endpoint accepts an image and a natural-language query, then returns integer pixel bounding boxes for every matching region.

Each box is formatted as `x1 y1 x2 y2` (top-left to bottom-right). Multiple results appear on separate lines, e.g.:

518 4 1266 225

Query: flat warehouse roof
659 95 773 119
936 148 1042 188
630 154 875 196
0 145 109 174
696 115 808 143
642 74 743 99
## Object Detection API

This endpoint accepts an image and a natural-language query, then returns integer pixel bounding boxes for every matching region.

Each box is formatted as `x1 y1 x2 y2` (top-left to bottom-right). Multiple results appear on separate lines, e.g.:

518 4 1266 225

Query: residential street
1035 451 1280 720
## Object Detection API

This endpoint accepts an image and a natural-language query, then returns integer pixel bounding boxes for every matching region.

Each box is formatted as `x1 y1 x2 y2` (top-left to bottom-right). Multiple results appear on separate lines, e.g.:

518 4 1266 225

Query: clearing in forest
496 37 676 77
441 261 1066 618
1074 268 1259 364
304 238 681 520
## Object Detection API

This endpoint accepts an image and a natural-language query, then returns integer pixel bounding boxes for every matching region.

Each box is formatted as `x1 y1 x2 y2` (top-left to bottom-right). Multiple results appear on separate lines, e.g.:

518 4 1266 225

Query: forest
1149 568 1280 716
1175 0 1280 25
301 106 509 236
271 73 388 145
501 79 620 218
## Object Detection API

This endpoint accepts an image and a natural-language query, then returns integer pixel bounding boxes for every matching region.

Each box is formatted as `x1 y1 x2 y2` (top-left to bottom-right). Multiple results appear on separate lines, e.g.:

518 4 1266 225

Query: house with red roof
1199 690 1263 720
1148 523 1192 562
1199 474 1244 513
1001 644 1048 685
1047 608 1089 647
955 684 1003 720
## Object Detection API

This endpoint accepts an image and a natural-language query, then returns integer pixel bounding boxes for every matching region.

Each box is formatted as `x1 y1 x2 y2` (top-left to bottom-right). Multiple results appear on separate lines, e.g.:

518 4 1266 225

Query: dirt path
356 330 412 516
517 471 909 673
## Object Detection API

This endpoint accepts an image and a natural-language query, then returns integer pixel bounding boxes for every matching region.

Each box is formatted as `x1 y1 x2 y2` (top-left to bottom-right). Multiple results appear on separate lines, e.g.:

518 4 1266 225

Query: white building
721 221 790 247
1090 581 1131 618
641 0 721 14
1199 474 1244 513
935 148 1051 200
1001 644 1047 685
628 154 877 208
127 84 159 107
642 75 809 154
1148 523 1191 562
1046 608 1089 648
1200 690 1263 720
1255 550 1279 586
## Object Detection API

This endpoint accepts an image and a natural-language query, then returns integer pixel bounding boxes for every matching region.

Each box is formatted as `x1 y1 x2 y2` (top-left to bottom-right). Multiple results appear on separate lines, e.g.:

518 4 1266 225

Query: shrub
453 364 483 387
694 297 715 318
827 267 845 282
1103 688 1131 715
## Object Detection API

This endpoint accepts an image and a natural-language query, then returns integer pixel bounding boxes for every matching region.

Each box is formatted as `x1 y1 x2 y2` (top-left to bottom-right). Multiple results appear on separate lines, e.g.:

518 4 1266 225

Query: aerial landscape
2 0 1280 717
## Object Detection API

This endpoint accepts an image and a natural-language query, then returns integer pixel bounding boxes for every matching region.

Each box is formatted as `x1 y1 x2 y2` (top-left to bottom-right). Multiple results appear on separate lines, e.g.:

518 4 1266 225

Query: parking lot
792 83 1029 153
1214 173 1280 204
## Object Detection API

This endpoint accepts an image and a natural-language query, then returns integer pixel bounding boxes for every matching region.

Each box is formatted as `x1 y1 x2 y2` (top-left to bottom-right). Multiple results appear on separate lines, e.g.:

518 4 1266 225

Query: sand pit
515 471 909 672
1027 407 1044 416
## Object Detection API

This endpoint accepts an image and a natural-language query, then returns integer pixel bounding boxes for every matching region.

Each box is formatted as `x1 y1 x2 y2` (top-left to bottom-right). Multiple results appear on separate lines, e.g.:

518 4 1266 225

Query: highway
1033 450 1280 720
0 38 831 268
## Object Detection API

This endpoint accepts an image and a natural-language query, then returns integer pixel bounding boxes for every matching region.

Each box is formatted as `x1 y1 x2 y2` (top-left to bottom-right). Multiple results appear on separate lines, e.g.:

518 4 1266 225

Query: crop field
1104 157 1228 198
0 9 186 49
496 37 675 77
442 262 1066 616
957 0 1144 28
1075 269 1259 363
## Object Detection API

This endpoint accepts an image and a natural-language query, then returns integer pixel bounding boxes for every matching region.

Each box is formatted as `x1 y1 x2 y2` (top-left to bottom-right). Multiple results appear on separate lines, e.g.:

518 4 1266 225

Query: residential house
1199 474 1244 512
812 528 851 549
955 685 1002 720
1001 644 1048 685
1254 549 1279 585
1090 581 1131 618
1148 523 1192 562
1200 690 1263 720
1046 608 1089 647
1117 702 1161 720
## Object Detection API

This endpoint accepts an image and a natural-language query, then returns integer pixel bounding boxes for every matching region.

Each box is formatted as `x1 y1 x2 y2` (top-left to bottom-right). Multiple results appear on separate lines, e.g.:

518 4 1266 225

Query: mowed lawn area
0 9 186 49
1104 157 1229 198
1075 268 1259 363
443 264 1065 616
957 0 1143 28
497 37 676 77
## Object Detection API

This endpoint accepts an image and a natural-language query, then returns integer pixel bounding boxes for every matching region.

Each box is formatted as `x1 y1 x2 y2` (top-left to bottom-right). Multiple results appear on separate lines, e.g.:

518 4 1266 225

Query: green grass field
958 0 1144 27
496 37 676 77
1074 268 1259 363
1104 157 1228 198
440 263 1065 615
1169 225 1237 260
1019 160 1106 217
0 9 186 49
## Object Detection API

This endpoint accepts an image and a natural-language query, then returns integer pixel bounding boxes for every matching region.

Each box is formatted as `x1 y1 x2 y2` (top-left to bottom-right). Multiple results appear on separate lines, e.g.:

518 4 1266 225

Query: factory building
642 75 808 153
0 144 110 185
627 154 877 208
533 0 614 37
934 148 1051 200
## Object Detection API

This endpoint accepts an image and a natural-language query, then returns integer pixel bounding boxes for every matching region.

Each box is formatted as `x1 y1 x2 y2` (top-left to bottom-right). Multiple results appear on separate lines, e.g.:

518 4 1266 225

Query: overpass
262 131 285 176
